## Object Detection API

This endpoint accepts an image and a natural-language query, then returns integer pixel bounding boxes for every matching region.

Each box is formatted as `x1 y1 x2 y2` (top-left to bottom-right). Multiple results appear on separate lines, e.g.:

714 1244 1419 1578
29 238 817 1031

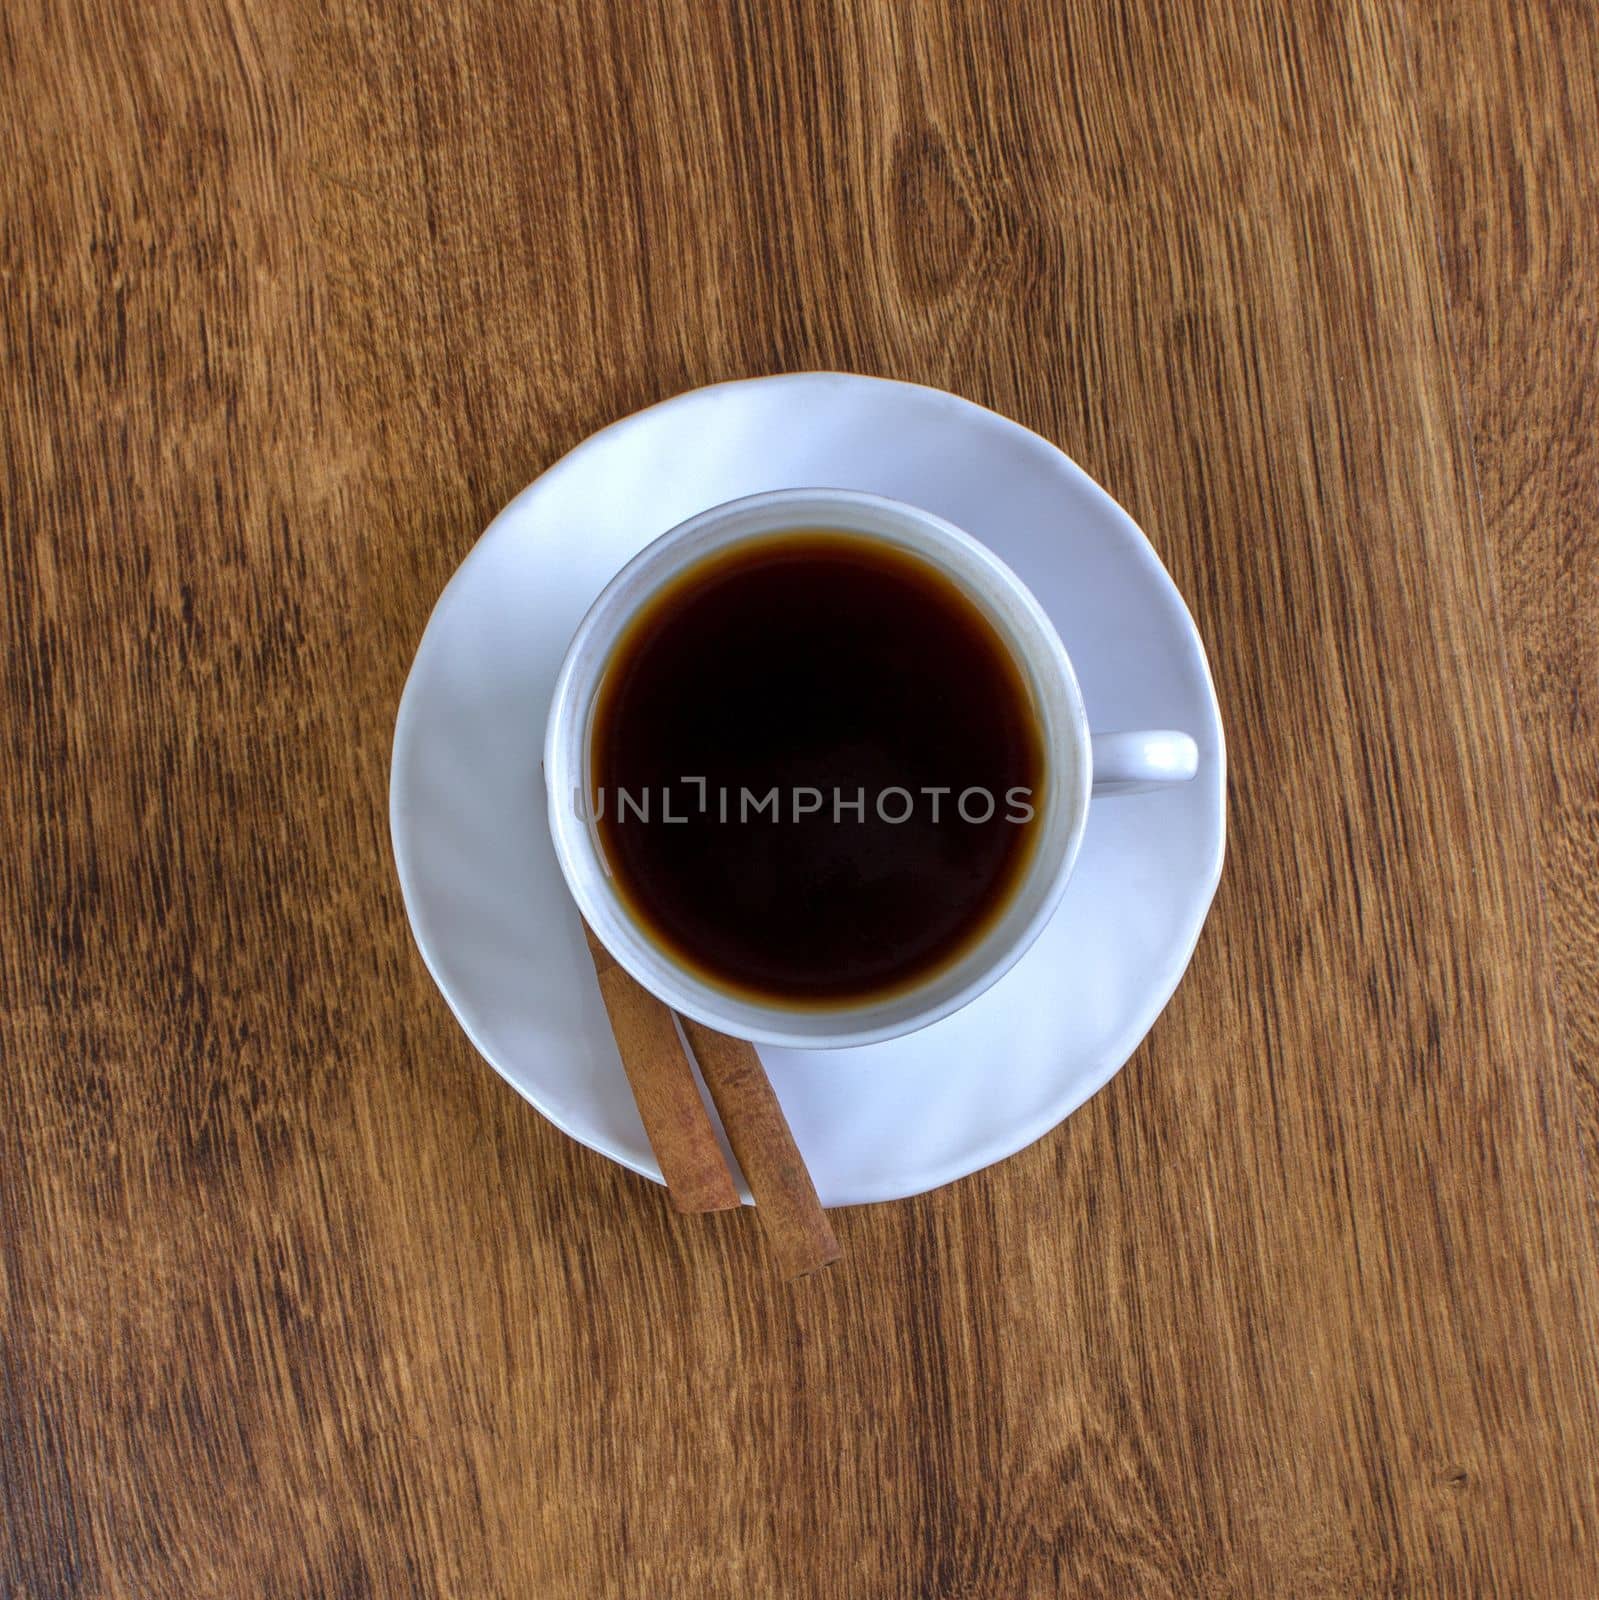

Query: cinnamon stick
581 920 739 1213
677 1017 840 1279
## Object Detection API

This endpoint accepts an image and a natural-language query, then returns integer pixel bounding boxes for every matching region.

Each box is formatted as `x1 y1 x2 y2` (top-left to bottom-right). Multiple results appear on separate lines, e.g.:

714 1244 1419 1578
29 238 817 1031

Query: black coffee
590 531 1044 1005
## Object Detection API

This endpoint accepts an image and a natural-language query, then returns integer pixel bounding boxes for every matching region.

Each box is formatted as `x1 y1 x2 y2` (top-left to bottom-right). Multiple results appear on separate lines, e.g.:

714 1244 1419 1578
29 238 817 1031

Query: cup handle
1090 730 1199 797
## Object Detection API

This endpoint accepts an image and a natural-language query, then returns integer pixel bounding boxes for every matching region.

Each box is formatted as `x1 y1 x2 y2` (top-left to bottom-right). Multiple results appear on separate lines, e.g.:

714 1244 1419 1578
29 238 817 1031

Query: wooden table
5 2 1597 1594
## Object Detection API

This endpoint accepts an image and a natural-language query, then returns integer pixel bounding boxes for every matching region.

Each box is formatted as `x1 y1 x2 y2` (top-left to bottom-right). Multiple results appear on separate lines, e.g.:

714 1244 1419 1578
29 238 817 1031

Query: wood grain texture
3 0 1598 1595
1408 0 1599 1225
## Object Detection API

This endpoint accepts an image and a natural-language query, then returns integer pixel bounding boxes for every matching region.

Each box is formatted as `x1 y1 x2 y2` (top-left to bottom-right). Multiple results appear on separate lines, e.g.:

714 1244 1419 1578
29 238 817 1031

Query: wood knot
889 126 977 302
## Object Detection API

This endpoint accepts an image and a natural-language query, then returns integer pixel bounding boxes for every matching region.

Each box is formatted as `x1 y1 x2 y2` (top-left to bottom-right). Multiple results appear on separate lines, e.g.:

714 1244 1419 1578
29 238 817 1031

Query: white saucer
390 374 1226 1206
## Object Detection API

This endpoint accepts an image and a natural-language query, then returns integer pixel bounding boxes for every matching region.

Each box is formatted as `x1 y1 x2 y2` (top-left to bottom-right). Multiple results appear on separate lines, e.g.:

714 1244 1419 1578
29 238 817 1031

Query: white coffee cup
544 488 1197 1048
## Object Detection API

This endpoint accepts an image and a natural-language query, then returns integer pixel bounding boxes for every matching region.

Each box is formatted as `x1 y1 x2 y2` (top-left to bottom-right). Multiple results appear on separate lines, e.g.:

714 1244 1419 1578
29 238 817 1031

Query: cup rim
543 487 1093 1047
